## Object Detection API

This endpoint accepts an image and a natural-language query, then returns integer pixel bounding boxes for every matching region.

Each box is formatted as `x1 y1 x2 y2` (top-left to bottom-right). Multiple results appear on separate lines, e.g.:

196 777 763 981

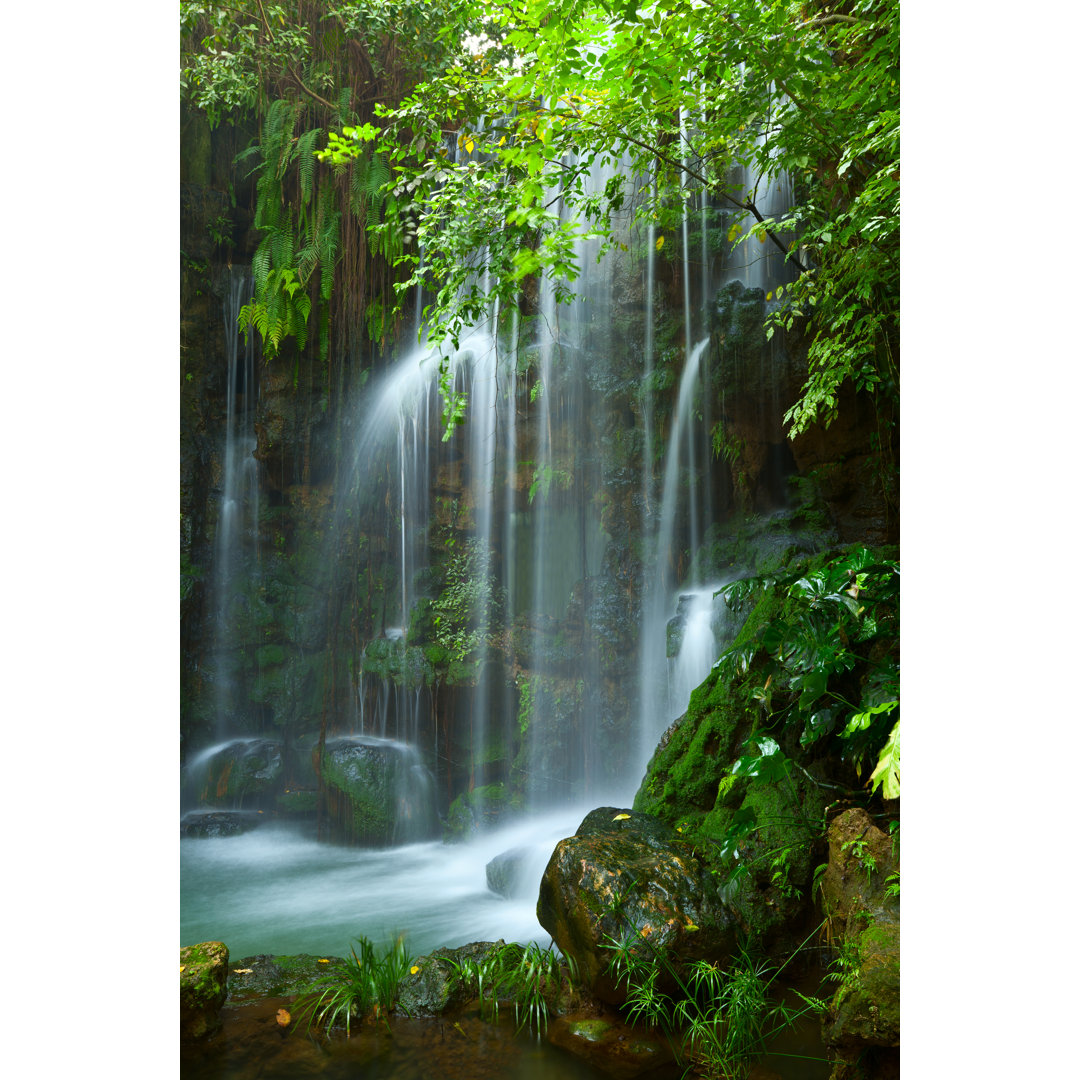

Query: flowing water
181 811 582 958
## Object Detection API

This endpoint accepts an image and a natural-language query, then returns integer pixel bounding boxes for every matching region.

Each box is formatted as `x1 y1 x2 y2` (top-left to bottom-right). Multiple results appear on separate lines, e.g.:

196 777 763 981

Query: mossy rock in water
485 846 530 898
395 940 502 1017
537 808 739 1005
226 953 342 1001
180 941 229 1040
190 739 284 808
180 810 264 838
547 1007 675 1080
319 738 405 845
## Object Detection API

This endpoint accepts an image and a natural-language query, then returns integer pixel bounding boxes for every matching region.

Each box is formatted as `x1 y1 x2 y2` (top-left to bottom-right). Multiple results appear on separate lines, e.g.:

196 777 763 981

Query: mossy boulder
189 739 284 808
395 940 503 1016
180 941 229 1040
820 809 900 1063
226 953 342 1001
536 808 738 1004
485 846 530 898
319 736 438 846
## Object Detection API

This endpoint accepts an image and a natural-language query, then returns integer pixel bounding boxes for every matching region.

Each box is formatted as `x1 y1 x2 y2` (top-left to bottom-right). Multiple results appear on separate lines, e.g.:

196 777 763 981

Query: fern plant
238 98 343 366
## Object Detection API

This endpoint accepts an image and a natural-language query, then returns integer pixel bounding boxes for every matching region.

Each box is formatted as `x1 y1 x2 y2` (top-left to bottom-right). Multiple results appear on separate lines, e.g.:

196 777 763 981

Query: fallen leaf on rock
612 813 631 820
276 1009 291 1027
410 965 420 974
318 958 330 963
233 968 253 975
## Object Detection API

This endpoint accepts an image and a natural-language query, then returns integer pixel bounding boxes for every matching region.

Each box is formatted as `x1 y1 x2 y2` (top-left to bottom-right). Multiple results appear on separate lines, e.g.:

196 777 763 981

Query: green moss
257 643 285 667
633 666 750 821
362 638 436 688
275 788 318 814
443 782 521 841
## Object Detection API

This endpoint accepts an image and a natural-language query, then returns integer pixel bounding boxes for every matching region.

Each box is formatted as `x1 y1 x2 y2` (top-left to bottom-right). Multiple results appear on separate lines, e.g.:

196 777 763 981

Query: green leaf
867 719 899 799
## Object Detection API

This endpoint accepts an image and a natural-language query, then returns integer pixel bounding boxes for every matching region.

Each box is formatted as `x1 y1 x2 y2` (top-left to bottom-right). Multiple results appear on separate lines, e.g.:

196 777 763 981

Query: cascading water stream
211 266 259 739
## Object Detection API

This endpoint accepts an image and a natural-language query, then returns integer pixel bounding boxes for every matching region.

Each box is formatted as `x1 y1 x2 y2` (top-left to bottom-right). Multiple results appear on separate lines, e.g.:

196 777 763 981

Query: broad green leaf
868 719 899 799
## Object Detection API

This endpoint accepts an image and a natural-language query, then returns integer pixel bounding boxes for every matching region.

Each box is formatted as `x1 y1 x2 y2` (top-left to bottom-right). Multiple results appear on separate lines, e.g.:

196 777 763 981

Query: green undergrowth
604 913 829 1080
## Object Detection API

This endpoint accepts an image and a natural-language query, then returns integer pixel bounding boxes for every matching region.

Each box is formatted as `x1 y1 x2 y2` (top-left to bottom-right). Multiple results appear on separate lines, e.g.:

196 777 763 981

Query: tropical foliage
717 545 900 795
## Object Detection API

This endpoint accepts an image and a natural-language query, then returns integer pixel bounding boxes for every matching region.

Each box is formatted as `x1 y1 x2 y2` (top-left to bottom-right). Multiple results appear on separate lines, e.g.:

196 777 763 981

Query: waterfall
211 266 259 737
187 127 796 842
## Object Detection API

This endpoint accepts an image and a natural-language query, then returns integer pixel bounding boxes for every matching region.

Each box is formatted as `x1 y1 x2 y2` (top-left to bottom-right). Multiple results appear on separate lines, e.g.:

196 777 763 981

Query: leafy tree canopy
317 0 898 436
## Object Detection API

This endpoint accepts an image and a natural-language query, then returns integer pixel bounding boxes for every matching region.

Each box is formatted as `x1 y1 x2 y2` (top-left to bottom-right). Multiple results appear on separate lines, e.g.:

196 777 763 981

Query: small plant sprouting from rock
445 941 577 1034
293 934 412 1038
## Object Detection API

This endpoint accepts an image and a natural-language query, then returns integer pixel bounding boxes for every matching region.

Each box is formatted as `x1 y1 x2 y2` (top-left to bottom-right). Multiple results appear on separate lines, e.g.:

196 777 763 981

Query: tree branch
541 104 807 273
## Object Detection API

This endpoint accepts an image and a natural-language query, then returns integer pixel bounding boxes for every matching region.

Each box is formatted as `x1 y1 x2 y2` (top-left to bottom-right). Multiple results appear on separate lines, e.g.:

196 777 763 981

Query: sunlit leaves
867 718 899 799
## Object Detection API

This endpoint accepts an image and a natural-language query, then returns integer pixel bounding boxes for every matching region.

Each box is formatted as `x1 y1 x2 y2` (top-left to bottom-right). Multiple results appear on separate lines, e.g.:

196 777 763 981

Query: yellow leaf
276 1008 291 1027
676 826 683 832
465 137 475 153
318 958 330 963
498 136 507 147
766 291 772 301
410 965 420 974
757 232 766 243
233 968 253 975
655 235 665 252
179 965 186 973
727 222 742 243
685 921 699 932
612 813 631 820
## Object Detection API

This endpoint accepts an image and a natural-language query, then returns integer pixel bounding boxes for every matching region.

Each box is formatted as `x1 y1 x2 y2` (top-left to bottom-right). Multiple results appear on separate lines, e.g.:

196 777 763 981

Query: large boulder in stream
317 735 438 846
537 808 738 1003
180 941 229 1040
186 738 284 808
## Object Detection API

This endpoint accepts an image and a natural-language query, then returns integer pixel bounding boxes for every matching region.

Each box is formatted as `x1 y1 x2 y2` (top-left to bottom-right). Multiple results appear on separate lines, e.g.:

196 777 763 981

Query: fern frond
271 226 294 272
297 127 322 204
252 238 272 291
